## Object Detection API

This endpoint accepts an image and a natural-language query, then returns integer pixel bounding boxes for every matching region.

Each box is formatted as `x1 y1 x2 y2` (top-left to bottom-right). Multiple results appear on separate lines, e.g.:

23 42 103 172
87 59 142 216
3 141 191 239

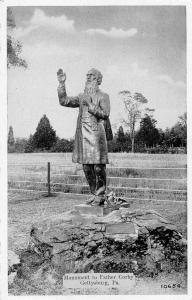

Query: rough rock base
9 204 187 292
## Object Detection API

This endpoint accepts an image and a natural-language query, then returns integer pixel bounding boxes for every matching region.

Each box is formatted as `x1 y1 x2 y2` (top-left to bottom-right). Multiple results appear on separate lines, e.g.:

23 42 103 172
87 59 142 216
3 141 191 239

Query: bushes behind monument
8 113 187 154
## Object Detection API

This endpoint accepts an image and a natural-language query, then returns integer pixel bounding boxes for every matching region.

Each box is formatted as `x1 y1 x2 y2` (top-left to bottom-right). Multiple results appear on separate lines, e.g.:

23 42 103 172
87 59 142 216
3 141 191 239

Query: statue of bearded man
57 68 110 206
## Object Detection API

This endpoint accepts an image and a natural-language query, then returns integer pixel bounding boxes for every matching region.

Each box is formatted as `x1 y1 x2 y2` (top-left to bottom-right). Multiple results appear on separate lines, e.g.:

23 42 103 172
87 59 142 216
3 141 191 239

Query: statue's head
86 68 103 85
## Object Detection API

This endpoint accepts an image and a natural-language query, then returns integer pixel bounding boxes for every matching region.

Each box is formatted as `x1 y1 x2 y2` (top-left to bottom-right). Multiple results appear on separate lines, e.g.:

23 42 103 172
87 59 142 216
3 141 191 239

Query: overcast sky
8 6 186 139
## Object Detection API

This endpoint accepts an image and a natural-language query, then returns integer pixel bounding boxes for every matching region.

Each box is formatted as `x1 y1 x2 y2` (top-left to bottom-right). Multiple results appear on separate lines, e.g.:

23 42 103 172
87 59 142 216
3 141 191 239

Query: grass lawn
8 153 187 201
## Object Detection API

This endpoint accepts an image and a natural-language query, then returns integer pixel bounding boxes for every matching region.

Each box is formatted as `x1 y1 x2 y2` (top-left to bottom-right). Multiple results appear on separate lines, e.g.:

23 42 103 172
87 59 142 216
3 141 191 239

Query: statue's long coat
57 84 110 164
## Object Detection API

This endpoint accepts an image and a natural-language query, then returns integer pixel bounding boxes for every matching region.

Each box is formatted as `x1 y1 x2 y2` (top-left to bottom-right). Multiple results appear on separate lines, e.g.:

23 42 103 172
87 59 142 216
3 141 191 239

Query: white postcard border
1 0 192 299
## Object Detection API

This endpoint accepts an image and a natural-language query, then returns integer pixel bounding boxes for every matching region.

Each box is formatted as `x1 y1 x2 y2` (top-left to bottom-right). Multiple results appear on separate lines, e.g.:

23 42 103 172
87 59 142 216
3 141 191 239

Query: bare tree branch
119 90 149 152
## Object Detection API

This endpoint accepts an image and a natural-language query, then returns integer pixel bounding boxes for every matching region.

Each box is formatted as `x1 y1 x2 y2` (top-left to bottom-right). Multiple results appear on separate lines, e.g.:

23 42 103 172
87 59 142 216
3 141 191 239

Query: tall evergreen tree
116 126 126 152
137 114 160 147
33 115 57 150
117 126 125 143
8 125 15 152
8 125 15 146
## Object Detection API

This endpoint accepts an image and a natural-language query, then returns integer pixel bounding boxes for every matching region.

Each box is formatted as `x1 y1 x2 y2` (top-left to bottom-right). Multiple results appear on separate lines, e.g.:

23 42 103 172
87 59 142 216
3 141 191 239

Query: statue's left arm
88 93 110 120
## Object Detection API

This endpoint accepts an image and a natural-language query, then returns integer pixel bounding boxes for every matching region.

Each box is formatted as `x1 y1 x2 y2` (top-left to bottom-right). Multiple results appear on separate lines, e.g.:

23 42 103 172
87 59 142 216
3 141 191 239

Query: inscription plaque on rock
63 273 136 294
106 222 136 234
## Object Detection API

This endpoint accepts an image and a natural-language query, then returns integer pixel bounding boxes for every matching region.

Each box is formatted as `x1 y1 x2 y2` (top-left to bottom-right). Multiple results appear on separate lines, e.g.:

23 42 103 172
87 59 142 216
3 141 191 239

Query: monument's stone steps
9 181 187 201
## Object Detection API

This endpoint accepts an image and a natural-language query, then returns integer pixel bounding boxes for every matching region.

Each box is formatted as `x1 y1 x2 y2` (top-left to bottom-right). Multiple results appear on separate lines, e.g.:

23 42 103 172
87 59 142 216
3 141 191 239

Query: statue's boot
82 164 96 204
86 194 96 205
91 195 105 206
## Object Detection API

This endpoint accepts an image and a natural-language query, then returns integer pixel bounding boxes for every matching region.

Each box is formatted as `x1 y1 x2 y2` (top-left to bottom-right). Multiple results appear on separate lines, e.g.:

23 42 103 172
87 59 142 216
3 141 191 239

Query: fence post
47 162 51 196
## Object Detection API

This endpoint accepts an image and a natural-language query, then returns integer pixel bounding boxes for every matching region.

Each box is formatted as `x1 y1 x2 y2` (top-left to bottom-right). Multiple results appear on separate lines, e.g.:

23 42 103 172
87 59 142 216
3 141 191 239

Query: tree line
108 112 186 154
8 115 73 153
8 112 187 154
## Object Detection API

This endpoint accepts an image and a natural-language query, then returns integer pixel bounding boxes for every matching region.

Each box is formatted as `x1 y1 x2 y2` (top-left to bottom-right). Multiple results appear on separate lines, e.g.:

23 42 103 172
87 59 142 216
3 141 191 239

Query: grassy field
8 152 187 167
8 153 187 295
8 153 187 201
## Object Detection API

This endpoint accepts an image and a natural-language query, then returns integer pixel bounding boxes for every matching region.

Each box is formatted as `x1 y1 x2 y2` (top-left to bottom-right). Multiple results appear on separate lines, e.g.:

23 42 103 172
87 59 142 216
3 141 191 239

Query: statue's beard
84 80 99 95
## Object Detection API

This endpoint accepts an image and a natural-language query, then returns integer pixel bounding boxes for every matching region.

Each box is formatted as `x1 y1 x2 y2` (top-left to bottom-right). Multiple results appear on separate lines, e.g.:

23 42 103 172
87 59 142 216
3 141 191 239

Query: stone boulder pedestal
9 201 187 291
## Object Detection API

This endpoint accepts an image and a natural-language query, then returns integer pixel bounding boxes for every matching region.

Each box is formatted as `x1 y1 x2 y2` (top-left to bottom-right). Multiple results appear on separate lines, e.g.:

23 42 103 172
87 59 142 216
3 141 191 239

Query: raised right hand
57 69 66 84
